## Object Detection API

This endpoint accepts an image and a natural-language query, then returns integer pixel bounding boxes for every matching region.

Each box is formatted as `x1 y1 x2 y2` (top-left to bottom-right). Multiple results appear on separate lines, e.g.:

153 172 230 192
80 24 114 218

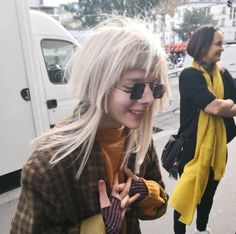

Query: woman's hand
123 166 148 205
119 177 140 219
98 174 122 234
98 173 140 233
123 166 139 181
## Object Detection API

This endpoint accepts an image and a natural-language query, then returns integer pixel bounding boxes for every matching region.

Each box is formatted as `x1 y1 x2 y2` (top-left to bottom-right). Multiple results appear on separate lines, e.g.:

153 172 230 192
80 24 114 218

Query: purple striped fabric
101 196 121 234
129 179 148 204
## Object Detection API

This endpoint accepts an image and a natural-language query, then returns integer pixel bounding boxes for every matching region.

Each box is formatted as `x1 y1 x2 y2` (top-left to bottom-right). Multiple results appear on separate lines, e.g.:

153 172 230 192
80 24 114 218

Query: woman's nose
138 84 155 105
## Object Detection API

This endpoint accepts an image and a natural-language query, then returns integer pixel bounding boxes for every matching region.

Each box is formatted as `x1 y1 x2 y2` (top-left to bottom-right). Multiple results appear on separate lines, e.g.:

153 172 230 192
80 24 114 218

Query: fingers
128 193 140 205
98 180 110 208
115 183 126 193
120 193 140 209
113 172 119 186
119 177 131 199
120 193 141 220
111 173 125 199
120 194 130 209
123 166 139 181
99 170 141 211
121 208 127 220
113 173 126 192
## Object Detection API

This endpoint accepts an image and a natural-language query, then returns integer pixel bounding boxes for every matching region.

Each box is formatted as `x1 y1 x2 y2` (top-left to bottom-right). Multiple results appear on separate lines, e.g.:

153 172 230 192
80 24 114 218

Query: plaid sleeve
137 140 168 220
10 157 81 234
141 140 165 189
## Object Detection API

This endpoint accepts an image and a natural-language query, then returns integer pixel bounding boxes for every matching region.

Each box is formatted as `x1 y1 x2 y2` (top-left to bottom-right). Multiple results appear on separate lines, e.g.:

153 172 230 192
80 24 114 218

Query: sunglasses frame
115 81 166 100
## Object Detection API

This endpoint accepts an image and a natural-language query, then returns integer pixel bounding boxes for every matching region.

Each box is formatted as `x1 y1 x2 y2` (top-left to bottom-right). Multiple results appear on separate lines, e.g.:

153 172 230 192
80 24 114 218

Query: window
152 23 157 33
234 7 236 19
230 7 233 19
221 18 225 26
205 7 210 15
222 6 226 14
233 21 236 27
41 40 75 84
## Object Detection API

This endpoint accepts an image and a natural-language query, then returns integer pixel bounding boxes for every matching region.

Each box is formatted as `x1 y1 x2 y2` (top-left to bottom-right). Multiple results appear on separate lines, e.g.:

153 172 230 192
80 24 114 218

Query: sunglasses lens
153 84 166 99
130 83 145 100
129 83 166 100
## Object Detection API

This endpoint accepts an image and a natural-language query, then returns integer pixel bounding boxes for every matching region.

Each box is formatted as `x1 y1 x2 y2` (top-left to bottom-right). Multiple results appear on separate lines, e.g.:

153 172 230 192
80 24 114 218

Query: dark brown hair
187 25 219 62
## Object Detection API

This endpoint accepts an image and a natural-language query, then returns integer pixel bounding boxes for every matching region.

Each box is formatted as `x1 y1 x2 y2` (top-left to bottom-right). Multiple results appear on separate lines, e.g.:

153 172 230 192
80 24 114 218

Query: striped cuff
101 196 121 234
129 178 148 204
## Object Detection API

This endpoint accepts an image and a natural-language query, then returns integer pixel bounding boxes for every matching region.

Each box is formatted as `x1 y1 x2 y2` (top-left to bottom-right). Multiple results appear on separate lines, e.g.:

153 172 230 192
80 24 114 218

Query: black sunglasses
115 81 166 100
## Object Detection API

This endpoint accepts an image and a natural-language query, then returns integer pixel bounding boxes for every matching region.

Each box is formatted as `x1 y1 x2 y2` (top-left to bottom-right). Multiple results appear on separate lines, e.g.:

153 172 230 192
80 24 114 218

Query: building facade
29 0 236 45
166 0 236 45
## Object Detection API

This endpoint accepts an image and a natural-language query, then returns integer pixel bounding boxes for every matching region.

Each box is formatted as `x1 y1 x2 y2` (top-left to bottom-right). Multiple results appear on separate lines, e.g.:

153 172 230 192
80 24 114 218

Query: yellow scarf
169 61 227 224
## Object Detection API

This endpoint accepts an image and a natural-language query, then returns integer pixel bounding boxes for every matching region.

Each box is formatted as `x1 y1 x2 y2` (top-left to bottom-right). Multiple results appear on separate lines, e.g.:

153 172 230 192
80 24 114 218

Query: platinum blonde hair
36 17 170 177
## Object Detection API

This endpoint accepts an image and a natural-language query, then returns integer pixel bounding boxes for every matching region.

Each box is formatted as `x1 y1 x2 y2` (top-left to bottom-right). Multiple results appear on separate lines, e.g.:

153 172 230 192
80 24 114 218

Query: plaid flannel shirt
11 138 164 234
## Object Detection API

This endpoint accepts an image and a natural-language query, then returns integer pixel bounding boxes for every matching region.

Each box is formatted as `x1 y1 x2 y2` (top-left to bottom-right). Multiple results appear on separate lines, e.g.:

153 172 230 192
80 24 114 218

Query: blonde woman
11 18 169 234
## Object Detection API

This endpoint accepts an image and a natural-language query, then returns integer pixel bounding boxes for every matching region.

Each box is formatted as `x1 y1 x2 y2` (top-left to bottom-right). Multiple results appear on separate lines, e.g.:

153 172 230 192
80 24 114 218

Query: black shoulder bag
161 119 196 180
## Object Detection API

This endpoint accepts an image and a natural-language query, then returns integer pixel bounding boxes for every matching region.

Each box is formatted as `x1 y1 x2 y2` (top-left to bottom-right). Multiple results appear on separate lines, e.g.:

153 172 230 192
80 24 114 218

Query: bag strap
177 67 205 139
177 109 199 139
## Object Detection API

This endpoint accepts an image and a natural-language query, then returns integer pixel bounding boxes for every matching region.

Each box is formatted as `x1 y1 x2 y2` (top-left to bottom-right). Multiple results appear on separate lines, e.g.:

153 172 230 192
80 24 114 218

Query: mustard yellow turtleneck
98 126 167 224
98 126 125 188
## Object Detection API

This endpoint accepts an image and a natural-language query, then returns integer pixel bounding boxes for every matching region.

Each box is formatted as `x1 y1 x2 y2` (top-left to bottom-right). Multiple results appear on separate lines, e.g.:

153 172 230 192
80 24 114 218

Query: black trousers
174 169 219 234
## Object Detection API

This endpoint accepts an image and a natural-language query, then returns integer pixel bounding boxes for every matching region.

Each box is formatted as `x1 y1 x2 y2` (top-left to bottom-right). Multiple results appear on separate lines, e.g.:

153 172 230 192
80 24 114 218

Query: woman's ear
199 49 207 61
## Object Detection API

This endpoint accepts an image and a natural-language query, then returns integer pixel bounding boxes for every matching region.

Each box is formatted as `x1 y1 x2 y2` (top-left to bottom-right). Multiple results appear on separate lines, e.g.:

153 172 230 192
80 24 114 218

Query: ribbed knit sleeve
138 178 168 219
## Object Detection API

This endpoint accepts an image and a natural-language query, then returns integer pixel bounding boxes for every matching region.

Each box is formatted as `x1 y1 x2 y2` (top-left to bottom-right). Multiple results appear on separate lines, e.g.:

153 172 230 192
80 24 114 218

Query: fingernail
98 180 104 184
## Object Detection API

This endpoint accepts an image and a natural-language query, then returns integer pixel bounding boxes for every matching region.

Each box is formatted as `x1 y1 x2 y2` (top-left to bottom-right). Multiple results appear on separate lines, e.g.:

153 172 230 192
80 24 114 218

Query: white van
183 44 236 79
0 0 78 185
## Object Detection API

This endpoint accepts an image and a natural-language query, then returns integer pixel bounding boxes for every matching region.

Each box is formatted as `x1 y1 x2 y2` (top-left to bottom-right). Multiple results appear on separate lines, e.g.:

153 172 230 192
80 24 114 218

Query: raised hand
123 166 139 181
98 173 140 233
123 166 148 205
119 177 140 219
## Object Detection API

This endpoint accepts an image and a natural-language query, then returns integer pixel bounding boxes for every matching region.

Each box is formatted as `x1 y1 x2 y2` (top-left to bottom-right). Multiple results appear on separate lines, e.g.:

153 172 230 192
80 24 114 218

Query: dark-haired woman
169 25 236 234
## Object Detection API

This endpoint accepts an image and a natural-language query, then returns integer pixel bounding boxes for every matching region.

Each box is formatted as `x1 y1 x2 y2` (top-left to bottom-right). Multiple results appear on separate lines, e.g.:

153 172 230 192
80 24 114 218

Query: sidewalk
1 111 236 234
141 111 236 234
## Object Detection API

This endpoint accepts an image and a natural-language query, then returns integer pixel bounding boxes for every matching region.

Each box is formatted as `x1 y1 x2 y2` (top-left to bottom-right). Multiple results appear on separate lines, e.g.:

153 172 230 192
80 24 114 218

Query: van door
0 0 36 175
36 39 77 127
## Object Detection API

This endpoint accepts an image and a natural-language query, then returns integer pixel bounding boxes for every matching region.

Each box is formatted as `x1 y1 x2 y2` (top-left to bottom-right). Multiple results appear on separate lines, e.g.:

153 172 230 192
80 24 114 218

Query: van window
41 40 75 84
